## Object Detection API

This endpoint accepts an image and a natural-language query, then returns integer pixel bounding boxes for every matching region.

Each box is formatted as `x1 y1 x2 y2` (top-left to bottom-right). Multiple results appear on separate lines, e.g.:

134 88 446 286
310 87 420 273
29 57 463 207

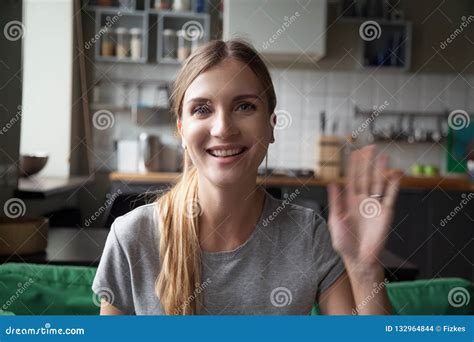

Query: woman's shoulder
111 202 160 248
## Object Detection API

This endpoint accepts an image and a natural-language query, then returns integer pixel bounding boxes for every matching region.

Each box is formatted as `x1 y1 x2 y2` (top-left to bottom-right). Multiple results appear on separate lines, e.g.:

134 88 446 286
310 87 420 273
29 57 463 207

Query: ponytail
156 151 202 315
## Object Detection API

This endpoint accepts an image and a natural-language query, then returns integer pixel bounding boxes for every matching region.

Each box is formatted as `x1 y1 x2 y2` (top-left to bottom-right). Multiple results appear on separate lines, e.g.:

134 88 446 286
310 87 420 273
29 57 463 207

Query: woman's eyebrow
232 94 263 102
186 97 210 105
186 94 263 105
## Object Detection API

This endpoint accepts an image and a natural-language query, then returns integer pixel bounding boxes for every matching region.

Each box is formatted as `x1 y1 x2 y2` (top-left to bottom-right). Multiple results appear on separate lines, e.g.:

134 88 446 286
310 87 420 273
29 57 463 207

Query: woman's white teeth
210 148 243 157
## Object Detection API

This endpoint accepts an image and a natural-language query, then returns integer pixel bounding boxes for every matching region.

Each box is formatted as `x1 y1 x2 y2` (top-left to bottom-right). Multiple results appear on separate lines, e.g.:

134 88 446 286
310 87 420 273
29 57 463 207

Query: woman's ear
176 119 182 135
177 119 186 149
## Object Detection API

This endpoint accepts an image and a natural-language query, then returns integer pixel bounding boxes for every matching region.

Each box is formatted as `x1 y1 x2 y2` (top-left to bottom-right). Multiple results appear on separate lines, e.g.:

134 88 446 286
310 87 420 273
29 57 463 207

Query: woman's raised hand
327 145 403 268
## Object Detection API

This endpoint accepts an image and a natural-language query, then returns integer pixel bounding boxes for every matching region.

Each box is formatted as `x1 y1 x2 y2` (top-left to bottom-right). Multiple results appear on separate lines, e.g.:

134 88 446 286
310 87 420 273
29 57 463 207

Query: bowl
0 217 49 255
19 153 48 177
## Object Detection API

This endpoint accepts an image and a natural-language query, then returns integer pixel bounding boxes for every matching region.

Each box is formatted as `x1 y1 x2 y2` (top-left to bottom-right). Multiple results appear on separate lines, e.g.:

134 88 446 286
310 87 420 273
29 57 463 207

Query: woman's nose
210 110 238 138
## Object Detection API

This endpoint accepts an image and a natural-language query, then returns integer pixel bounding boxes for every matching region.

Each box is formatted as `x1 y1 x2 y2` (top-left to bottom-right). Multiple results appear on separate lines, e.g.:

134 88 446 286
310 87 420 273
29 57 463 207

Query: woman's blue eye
236 103 256 111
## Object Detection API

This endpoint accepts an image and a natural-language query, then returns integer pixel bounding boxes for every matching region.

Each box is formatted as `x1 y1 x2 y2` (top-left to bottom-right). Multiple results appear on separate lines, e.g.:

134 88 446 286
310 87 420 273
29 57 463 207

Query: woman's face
179 58 274 187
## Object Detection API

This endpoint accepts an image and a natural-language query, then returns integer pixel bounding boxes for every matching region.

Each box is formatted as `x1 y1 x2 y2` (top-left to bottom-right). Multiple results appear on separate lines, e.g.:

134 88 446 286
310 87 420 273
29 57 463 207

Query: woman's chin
207 172 242 186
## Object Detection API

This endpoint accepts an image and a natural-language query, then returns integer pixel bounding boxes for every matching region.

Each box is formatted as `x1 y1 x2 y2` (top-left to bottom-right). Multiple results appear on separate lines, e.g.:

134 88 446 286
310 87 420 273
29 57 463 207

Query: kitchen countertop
15 176 94 198
110 172 474 192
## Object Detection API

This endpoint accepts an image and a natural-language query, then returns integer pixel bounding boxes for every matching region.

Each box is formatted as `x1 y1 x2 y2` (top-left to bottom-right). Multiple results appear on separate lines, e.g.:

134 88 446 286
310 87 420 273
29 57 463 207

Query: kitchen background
0 0 473 282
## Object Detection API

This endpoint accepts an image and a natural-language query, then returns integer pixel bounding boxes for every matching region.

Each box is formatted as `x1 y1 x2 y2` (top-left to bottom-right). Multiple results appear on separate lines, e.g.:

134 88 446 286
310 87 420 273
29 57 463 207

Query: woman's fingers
359 145 376 195
350 145 376 195
328 183 346 218
371 153 389 196
382 170 403 208
347 149 358 195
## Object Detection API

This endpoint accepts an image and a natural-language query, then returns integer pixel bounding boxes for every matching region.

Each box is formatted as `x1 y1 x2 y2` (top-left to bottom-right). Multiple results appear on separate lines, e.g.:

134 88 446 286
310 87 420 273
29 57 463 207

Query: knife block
314 135 342 180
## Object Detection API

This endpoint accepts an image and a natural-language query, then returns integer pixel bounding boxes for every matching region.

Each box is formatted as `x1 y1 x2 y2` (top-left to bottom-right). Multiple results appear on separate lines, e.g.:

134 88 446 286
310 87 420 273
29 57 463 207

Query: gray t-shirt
92 191 346 315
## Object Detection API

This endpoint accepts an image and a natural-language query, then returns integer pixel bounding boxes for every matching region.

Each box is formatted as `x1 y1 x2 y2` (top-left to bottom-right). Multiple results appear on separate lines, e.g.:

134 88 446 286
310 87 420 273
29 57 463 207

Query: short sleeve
92 222 135 314
312 214 346 301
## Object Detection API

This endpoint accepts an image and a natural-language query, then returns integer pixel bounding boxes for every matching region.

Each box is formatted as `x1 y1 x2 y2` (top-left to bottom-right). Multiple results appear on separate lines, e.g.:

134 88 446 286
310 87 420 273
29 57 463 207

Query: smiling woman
92 39 402 316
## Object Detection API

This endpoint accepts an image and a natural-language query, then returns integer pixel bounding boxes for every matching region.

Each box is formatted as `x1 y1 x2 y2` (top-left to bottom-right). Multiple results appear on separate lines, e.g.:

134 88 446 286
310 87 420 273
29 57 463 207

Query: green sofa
0 263 473 315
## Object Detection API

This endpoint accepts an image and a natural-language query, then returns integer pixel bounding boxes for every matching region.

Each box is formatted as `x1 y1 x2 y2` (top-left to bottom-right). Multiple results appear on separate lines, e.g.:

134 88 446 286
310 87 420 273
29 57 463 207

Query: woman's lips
205 147 248 165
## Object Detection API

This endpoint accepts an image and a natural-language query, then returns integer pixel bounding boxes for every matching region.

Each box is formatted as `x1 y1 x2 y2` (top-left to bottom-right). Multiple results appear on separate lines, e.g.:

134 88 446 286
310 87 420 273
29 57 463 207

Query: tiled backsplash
93 63 473 174
267 69 473 172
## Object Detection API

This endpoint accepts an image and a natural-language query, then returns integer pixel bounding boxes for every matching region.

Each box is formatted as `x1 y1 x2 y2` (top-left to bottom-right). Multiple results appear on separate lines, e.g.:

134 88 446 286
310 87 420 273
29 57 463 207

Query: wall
20 0 74 177
267 68 473 171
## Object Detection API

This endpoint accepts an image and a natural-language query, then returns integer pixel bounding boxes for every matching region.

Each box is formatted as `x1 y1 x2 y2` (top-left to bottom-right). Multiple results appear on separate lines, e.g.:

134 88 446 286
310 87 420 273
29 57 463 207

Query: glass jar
115 27 130 59
177 30 191 61
162 29 177 59
129 28 142 60
154 0 172 10
173 0 190 12
101 28 115 56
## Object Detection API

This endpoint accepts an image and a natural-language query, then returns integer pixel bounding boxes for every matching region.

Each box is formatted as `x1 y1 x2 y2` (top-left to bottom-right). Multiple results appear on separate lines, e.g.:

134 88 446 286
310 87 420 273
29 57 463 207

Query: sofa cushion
1 263 473 315
311 277 474 315
0 262 98 315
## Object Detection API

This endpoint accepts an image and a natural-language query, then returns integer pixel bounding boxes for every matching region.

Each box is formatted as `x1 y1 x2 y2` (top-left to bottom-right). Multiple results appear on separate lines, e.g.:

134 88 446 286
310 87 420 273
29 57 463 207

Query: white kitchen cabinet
223 0 327 63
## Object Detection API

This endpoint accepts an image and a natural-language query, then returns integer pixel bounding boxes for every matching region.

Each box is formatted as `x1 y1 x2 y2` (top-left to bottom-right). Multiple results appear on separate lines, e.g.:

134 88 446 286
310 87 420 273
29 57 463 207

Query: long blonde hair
155 39 277 315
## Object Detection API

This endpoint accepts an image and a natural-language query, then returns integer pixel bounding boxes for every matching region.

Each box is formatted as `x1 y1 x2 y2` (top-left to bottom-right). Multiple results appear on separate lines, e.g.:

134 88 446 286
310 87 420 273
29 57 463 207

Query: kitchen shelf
84 0 149 11
355 108 449 117
338 17 405 25
93 78 169 86
94 55 148 63
149 0 209 13
155 11 210 64
91 103 169 111
94 8 149 63
109 172 474 192
85 0 210 64
360 21 412 70
369 136 447 144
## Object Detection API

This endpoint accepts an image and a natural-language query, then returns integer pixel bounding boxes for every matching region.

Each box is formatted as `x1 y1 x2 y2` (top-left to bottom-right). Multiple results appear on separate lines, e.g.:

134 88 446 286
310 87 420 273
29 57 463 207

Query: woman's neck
197 176 265 253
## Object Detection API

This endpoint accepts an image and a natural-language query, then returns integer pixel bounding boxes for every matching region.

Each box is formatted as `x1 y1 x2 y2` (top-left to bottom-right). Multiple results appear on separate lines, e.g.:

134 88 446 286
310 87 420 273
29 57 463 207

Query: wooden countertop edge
109 172 474 192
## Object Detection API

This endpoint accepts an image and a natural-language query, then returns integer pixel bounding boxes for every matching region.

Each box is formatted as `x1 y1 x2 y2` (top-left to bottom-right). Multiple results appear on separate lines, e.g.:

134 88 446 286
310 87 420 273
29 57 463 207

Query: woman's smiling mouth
205 144 249 163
